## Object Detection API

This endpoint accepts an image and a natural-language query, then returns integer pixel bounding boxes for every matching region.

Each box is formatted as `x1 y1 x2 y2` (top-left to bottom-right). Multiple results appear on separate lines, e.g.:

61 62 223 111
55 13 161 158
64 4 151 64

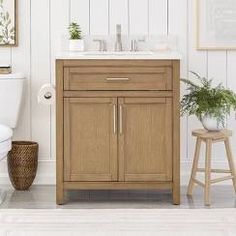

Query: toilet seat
0 125 13 161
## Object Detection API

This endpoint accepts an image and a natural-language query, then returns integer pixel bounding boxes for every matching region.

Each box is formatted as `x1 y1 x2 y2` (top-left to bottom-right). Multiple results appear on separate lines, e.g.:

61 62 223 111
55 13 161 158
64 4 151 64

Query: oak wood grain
172 60 180 205
64 97 118 182
56 59 65 205
56 59 180 205
64 67 172 91
118 97 172 182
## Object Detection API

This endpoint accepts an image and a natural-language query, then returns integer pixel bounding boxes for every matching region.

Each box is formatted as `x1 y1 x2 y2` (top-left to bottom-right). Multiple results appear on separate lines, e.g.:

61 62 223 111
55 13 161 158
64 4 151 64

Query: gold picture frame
197 0 236 50
0 0 18 46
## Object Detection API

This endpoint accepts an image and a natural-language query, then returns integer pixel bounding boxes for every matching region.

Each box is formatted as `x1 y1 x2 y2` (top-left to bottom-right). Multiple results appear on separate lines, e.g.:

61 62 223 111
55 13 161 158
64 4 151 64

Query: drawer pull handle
106 77 130 81
119 105 123 135
113 104 116 134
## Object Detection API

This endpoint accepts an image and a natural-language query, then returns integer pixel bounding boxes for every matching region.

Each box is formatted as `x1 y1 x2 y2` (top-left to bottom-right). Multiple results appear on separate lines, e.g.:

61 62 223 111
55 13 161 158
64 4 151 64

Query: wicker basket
8 141 38 190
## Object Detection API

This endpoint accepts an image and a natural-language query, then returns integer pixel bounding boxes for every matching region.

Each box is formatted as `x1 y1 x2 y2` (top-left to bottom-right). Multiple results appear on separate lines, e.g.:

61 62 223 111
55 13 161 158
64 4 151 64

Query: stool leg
187 138 201 196
224 138 236 193
205 139 212 206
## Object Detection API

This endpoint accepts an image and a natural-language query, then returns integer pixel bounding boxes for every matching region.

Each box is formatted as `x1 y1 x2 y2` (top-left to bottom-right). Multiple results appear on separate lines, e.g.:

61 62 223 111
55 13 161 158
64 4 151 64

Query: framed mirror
0 0 17 46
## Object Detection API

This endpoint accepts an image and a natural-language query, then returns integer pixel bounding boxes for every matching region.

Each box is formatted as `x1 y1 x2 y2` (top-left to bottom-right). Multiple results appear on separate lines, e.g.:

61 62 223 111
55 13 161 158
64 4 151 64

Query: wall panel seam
186 0 189 160
49 0 52 159
108 0 110 35
127 0 130 35
226 51 228 128
167 0 169 35
89 0 91 34
206 51 209 77
69 0 71 22
147 0 150 36
29 0 32 141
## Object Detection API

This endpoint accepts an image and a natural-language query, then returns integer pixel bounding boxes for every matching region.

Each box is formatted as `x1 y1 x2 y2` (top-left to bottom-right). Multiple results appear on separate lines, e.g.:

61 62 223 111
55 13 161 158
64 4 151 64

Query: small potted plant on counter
181 72 236 131
68 22 84 51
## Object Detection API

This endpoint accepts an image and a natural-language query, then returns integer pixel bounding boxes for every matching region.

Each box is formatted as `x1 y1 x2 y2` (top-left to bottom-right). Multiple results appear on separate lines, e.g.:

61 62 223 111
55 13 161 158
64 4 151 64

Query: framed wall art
197 0 236 50
0 0 17 46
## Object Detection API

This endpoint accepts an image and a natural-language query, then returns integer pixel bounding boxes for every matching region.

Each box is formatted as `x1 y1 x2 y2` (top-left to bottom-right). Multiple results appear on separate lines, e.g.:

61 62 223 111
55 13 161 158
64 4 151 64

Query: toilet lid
0 72 25 80
0 124 13 142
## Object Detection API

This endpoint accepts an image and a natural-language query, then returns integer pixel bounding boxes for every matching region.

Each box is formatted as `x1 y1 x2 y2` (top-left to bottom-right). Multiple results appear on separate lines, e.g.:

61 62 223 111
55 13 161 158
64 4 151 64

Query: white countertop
55 51 182 60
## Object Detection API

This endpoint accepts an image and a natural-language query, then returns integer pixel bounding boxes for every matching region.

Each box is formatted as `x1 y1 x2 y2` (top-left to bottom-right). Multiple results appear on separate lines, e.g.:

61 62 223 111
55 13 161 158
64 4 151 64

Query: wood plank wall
0 0 235 184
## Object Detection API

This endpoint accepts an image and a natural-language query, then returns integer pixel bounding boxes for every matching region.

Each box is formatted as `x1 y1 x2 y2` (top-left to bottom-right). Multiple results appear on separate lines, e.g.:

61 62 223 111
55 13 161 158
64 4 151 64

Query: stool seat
187 129 236 206
192 129 232 140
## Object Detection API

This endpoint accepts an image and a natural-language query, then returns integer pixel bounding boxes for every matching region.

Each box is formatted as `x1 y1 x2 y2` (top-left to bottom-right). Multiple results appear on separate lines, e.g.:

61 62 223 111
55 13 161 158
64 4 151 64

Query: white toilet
0 73 25 202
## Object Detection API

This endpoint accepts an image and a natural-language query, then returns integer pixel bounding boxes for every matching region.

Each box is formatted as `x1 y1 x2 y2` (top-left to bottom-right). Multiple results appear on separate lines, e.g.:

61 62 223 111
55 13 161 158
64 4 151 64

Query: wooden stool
187 129 236 206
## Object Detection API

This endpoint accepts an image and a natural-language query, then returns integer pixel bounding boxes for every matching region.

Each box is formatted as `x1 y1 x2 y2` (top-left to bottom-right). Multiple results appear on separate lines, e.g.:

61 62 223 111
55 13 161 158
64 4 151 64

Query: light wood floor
0 185 235 209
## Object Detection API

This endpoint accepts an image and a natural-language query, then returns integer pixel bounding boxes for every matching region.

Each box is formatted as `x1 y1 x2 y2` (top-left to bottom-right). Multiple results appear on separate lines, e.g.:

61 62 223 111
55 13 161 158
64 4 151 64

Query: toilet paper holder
44 92 52 100
38 83 55 105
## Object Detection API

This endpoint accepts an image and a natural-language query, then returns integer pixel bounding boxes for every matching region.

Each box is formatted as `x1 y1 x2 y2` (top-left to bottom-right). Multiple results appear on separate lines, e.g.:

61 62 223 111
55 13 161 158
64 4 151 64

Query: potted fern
181 72 236 131
68 22 84 51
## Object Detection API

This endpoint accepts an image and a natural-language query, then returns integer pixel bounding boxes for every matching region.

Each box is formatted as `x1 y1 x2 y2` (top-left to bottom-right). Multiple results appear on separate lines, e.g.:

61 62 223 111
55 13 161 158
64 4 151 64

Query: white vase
200 114 224 132
69 39 84 51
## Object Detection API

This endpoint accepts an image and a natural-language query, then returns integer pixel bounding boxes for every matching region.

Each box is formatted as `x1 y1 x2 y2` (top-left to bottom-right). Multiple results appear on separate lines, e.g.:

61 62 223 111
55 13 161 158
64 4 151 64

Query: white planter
69 39 84 51
200 114 224 132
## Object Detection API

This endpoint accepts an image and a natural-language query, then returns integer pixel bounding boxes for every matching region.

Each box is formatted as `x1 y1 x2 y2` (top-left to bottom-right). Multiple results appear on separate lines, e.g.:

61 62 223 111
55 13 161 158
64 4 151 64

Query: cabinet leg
56 187 65 205
172 182 180 205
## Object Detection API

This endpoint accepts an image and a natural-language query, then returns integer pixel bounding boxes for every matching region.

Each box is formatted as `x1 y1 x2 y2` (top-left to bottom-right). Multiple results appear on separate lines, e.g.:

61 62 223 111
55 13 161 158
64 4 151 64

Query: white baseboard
0 159 232 186
0 160 56 185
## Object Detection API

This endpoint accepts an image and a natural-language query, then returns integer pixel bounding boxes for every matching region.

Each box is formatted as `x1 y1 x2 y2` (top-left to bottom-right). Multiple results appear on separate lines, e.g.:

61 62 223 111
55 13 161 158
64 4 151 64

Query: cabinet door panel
64 97 118 182
119 97 172 182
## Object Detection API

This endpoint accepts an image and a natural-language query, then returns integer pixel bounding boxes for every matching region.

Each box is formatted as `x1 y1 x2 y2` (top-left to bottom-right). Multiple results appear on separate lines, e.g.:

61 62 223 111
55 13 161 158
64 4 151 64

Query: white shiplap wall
0 0 235 185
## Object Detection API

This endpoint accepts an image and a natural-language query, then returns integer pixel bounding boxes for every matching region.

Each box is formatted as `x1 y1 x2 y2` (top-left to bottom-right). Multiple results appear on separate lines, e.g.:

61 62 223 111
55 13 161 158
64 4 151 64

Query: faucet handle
116 24 122 34
130 37 146 51
130 39 138 52
138 37 146 43
93 39 106 51
102 40 107 51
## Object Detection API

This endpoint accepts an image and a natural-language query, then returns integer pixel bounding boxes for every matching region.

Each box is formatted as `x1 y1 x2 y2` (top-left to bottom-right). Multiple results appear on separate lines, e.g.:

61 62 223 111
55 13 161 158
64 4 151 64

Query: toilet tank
0 73 25 128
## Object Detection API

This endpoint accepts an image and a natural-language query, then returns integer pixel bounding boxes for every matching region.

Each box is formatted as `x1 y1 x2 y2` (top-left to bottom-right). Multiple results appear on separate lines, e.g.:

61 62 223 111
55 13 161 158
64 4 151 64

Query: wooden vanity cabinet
56 59 180 205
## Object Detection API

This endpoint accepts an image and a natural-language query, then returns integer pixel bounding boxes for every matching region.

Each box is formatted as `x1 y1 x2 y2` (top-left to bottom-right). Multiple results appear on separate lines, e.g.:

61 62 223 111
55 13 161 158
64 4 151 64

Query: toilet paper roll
38 83 55 105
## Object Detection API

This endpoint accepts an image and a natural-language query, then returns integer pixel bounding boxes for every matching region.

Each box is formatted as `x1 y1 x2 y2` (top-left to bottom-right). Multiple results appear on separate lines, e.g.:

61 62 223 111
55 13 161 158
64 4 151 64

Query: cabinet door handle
106 77 130 81
119 105 123 134
113 104 116 134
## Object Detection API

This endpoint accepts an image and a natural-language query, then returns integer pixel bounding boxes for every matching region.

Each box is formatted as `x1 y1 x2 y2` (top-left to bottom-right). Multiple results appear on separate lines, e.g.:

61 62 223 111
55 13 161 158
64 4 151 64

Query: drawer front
64 66 172 91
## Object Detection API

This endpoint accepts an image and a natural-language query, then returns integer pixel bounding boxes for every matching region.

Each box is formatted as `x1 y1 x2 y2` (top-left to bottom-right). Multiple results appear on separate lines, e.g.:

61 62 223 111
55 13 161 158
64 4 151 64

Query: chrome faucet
93 39 107 51
130 38 146 52
130 39 138 52
115 24 122 51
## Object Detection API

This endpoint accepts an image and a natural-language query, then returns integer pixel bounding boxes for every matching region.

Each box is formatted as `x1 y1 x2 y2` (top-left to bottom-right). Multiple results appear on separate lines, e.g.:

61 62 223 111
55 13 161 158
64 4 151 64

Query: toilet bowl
0 125 13 204
0 124 13 161
0 73 25 159
0 73 25 204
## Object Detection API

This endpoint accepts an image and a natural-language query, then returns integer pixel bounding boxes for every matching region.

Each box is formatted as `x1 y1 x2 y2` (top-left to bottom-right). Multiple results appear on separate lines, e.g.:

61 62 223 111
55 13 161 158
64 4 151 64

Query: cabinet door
118 97 172 182
64 97 118 182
